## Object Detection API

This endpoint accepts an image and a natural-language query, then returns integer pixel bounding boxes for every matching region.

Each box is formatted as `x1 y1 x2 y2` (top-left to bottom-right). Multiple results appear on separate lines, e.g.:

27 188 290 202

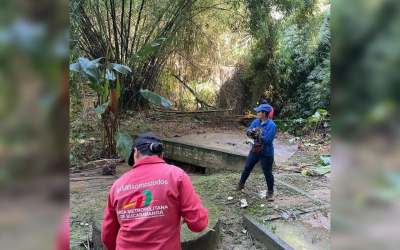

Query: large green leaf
78 57 90 63
107 46 113 59
107 63 132 74
105 69 116 80
84 68 102 84
129 38 166 63
312 165 331 175
69 62 81 72
94 100 109 115
317 109 328 115
115 130 132 161
320 155 331 165
309 111 321 122
78 57 103 69
312 111 321 119
116 75 121 98
103 80 109 103
140 89 173 107
70 57 104 83
88 82 104 93
302 165 331 176
274 121 289 132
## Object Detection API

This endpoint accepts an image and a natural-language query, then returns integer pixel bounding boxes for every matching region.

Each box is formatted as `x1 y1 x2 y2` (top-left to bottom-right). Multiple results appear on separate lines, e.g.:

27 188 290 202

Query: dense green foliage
69 0 244 111
69 0 330 119
215 0 330 118
277 10 330 118
233 0 330 118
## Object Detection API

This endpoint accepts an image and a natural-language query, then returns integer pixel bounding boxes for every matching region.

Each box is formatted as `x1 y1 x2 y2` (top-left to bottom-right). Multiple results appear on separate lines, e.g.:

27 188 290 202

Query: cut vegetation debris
302 155 331 176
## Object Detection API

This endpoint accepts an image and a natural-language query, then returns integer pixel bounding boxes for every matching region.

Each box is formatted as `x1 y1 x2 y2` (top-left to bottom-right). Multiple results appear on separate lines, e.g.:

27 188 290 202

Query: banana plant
70 38 173 159
114 89 173 161
70 52 131 157
308 109 329 138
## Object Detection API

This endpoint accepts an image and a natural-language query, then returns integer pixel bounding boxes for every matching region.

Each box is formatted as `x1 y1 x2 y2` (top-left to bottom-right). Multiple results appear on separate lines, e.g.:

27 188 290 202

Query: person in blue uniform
234 103 277 201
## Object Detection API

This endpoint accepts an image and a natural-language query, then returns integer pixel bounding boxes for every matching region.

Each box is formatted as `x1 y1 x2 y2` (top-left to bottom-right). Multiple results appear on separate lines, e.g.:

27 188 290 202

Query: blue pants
239 150 274 192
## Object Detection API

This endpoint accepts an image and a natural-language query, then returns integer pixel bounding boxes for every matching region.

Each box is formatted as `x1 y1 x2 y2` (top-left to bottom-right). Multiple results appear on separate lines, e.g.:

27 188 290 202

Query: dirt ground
70 135 330 250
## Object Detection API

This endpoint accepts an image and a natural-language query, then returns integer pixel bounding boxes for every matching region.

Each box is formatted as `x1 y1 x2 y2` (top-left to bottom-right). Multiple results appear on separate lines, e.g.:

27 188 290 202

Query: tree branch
171 74 216 109
174 51 234 101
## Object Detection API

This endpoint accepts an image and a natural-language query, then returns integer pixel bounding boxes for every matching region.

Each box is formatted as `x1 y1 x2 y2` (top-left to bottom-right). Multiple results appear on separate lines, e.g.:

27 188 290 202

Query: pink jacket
57 211 70 250
269 107 274 120
101 157 209 250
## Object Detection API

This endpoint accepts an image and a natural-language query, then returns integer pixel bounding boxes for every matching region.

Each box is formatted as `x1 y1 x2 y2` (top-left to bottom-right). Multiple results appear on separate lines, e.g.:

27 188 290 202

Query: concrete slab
260 205 331 222
130 133 298 171
130 134 248 171
309 189 330 202
275 179 328 205
302 210 331 230
168 133 298 163
181 198 220 250
162 138 250 170
243 215 295 250
245 212 330 250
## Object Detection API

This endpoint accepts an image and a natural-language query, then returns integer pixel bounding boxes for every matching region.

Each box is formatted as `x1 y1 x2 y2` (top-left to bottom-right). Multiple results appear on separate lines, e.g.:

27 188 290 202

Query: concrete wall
132 135 261 170
243 215 295 250
162 138 261 171
130 134 262 171
93 219 220 250
181 220 220 250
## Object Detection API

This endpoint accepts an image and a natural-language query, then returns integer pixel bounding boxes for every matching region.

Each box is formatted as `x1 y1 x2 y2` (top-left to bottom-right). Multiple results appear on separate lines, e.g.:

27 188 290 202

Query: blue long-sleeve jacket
247 118 276 156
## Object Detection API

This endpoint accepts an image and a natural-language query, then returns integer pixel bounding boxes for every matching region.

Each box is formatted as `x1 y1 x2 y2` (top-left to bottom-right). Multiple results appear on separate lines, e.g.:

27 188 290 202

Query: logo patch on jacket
117 188 169 220
124 190 152 209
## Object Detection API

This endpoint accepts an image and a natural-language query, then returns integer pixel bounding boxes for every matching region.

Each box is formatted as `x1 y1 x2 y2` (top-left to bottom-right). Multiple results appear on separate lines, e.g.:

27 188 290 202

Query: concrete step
243 215 295 250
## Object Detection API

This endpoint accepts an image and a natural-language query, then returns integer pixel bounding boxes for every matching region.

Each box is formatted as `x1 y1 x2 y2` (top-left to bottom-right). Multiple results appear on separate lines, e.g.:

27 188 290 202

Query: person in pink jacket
101 132 209 250
260 100 274 120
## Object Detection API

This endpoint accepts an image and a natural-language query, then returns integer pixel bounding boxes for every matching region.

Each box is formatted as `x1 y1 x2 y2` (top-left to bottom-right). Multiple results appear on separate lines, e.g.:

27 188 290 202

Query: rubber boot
233 182 244 191
267 191 274 201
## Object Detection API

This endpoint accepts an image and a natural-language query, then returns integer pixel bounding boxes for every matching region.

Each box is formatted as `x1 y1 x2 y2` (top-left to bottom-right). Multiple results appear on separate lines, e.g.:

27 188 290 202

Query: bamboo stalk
140 2 172 47
125 0 133 64
105 0 112 50
110 0 120 63
120 0 126 60
130 0 146 55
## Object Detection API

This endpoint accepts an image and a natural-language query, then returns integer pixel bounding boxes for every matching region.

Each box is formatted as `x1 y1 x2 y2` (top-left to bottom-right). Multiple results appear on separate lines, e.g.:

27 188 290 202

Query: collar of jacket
132 156 165 169
258 118 270 126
